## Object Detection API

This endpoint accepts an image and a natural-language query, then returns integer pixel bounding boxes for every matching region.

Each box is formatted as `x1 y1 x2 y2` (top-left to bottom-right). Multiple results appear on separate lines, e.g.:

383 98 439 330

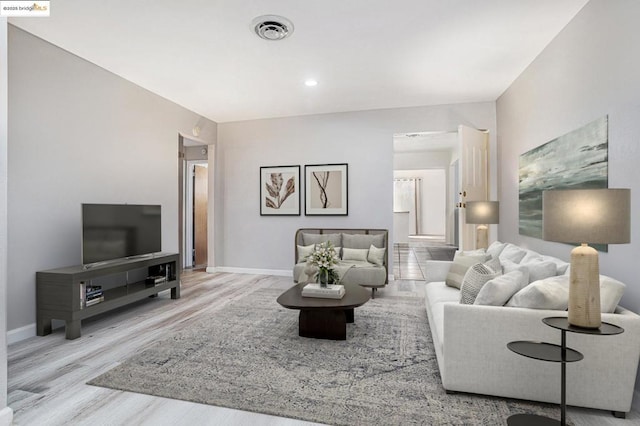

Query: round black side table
506 316 623 426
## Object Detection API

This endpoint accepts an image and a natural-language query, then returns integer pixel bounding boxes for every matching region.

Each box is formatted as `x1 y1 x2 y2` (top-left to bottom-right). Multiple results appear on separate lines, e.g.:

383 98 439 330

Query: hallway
393 242 457 281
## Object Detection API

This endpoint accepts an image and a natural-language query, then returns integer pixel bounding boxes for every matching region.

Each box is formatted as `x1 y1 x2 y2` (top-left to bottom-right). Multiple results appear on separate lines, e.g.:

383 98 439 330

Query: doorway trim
185 160 208 268
178 133 212 273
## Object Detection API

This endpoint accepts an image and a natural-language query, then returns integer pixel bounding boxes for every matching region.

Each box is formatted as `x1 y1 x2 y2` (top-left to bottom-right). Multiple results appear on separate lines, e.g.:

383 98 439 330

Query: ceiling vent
252 15 294 41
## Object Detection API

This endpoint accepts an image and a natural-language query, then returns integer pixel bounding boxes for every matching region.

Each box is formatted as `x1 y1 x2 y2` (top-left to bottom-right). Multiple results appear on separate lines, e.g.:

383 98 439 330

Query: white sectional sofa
424 241 640 417
293 228 388 296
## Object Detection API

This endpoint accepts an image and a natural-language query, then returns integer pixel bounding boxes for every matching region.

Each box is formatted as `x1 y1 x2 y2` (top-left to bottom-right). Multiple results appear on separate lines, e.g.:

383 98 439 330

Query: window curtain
393 178 421 235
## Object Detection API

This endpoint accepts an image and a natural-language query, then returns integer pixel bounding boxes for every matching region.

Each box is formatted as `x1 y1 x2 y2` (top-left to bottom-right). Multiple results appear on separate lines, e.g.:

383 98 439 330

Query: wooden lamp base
568 243 601 328
475 225 488 250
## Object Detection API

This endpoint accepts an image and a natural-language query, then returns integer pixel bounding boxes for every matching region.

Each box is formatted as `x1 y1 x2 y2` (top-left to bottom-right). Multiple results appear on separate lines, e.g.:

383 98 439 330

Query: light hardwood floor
7 271 639 425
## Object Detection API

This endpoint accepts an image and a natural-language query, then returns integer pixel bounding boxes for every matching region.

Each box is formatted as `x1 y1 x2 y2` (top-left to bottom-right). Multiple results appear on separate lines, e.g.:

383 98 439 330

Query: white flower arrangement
306 241 340 284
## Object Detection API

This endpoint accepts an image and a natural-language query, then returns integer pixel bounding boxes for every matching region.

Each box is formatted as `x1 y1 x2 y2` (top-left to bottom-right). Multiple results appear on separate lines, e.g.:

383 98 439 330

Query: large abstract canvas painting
519 116 608 240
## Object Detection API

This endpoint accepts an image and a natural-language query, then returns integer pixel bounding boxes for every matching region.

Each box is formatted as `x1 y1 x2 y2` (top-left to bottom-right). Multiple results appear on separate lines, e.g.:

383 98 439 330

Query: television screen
82 204 161 265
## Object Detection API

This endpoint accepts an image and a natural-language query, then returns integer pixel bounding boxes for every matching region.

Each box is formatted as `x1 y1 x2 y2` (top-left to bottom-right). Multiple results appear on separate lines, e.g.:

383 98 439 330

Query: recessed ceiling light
304 79 318 87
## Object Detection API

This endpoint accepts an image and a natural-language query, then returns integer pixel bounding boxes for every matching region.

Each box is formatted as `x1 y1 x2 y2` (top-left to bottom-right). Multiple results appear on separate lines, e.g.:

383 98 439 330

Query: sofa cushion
540 255 570 275
460 262 502 304
501 259 526 275
342 248 369 262
600 275 626 313
486 241 507 259
521 260 557 283
335 261 386 285
521 250 544 264
445 252 491 289
297 244 315 262
342 233 385 249
474 270 528 306
367 245 386 266
425 281 461 305
499 244 528 263
302 232 341 247
506 275 570 310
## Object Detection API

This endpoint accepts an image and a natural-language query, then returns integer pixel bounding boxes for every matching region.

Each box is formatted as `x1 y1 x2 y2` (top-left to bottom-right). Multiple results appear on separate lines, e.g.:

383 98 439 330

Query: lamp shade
543 188 630 244
465 201 499 224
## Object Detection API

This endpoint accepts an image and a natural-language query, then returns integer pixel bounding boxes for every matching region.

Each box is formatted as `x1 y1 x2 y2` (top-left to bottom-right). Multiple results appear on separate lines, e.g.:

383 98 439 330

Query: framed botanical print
260 165 301 216
305 163 348 216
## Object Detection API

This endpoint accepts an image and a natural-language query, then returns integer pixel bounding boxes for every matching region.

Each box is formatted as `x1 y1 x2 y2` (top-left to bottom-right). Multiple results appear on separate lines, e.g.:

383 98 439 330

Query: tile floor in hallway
393 241 457 280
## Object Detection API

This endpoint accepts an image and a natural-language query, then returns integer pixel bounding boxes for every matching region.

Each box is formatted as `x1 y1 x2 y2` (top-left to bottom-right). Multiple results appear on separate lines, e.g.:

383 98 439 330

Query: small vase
318 268 329 288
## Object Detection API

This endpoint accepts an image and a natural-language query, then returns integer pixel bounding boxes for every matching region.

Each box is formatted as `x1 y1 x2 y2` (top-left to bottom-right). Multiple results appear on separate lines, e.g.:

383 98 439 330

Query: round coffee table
277 282 370 340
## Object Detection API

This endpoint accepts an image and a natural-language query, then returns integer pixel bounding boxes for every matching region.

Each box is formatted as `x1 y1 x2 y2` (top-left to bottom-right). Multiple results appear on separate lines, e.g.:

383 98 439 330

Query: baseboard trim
7 322 36 345
0 406 13 426
207 266 292 277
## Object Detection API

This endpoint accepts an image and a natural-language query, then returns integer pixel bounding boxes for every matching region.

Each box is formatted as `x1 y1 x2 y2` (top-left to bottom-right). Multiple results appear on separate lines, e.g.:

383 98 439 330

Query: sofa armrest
424 260 452 283
442 303 640 412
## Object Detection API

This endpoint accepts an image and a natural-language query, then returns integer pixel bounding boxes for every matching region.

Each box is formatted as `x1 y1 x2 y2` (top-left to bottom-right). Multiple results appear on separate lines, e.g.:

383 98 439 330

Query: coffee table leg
345 308 354 323
299 309 346 340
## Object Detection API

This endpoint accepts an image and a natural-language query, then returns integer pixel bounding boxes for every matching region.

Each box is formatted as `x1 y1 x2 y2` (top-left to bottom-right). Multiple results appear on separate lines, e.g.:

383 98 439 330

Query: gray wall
7 26 216 332
496 0 640 391
217 103 496 271
1 18 12 425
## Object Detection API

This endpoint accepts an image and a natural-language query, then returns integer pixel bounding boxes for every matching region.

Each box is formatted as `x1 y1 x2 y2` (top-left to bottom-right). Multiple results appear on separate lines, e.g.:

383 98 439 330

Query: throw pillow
445 252 491 289
342 248 369 262
367 245 386 266
474 270 529 306
297 244 315 263
521 260 557 283
499 244 527 264
506 275 570 310
302 233 341 247
484 257 502 274
520 250 544 264
342 233 385 249
600 275 626 313
501 259 523 274
486 241 507 259
460 262 502 304
540 255 570 275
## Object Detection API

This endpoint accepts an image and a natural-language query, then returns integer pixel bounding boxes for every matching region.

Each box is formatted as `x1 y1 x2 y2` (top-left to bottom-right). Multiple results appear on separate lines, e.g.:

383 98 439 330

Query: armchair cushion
342 233 385 249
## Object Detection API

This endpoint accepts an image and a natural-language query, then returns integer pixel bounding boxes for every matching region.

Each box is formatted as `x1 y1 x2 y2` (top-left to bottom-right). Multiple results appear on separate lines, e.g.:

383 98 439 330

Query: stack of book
84 285 104 307
145 275 167 287
301 283 345 299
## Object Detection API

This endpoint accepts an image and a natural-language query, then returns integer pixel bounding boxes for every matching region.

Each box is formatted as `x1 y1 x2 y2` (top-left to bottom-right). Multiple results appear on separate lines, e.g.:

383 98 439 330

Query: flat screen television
82 203 161 265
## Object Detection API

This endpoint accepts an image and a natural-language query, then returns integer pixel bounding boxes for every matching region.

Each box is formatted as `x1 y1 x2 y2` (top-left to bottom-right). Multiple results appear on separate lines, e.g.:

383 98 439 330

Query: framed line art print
305 163 348 216
260 165 301 216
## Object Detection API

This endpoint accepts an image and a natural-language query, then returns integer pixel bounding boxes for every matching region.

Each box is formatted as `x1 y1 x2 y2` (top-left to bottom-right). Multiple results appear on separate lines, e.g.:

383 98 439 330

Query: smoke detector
252 15 294 41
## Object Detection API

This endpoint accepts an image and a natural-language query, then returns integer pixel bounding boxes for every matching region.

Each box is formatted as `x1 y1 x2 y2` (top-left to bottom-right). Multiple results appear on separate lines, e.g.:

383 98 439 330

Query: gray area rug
89 286 563 425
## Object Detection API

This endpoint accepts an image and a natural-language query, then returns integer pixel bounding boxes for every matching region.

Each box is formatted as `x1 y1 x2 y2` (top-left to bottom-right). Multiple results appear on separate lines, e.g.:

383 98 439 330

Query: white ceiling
393 132 458 153
10 0 588 123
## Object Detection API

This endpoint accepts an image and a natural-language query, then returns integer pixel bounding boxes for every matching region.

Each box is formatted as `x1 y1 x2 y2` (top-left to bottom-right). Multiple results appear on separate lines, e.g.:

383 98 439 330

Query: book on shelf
80 282 104 309
146 275 167 286
86 292 103 301
80 282 86 309
301 283 345 299
85 296 104 307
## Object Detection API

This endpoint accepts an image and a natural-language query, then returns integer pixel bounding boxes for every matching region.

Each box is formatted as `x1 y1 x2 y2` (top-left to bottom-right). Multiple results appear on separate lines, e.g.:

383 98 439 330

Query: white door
458 125 489 251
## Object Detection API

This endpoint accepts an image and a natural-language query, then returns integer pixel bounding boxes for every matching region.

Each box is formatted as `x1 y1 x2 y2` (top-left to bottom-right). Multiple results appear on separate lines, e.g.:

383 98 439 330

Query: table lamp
465 201 499 250
543 188 630 328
